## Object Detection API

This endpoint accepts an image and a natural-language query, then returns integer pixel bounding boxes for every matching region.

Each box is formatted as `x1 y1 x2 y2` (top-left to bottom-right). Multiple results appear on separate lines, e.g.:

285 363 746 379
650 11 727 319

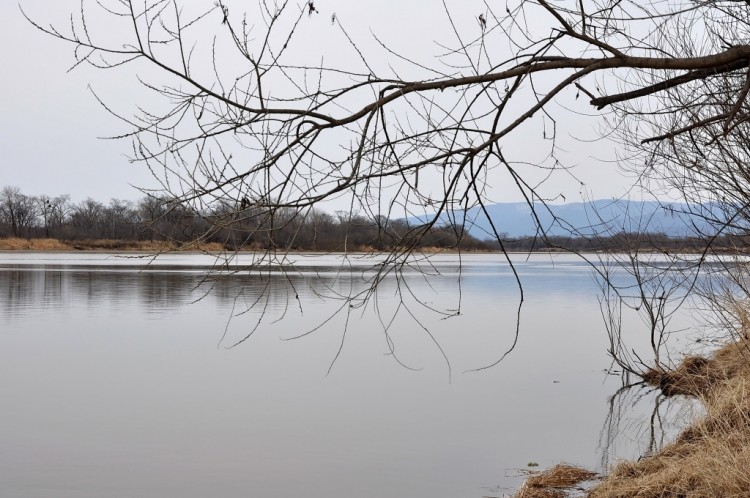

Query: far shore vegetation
2 234 747 254
1 186 745 254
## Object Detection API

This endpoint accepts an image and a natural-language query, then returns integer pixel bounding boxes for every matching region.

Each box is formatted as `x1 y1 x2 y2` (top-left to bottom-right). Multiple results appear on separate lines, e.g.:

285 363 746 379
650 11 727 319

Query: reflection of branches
200 252 475 378
599 380 693 470
599 380 648 470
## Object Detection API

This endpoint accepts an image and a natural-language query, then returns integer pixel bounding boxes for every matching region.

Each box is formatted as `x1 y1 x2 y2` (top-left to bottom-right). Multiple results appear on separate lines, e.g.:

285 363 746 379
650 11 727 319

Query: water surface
0 252 688 498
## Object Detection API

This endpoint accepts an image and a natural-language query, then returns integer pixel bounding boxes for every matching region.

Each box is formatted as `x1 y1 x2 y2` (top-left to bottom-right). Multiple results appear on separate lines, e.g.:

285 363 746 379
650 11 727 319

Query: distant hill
410 199 719 239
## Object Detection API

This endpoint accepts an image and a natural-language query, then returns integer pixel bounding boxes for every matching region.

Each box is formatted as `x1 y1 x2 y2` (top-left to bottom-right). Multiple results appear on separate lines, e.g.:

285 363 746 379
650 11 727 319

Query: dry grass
641 339 750 398
0 237 487 254
73 239 229 252
69 239 172 251
514 464 598 498
0 237 72 250
0 237 226 252
588 336 750 498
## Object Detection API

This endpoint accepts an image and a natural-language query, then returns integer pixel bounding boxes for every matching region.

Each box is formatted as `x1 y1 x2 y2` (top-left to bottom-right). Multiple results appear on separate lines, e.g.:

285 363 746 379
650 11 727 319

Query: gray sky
1 1 634 207
1 1 158 203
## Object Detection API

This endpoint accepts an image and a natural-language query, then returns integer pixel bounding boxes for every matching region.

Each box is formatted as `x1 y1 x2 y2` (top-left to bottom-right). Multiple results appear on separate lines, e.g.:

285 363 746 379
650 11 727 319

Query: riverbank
0 237 499 254
515 333 750 497
0 236 729 255
0 237 224 252
591 333 750 497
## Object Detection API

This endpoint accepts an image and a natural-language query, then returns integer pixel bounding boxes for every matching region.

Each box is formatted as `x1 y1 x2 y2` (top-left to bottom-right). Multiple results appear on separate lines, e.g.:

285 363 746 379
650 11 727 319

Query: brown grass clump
589 336 750 498
514 464 598 498
642 339 750 397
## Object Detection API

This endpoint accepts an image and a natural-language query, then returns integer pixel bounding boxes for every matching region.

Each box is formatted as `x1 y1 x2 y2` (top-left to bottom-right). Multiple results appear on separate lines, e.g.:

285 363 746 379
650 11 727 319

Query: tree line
3 185 741 254
0 185 497 251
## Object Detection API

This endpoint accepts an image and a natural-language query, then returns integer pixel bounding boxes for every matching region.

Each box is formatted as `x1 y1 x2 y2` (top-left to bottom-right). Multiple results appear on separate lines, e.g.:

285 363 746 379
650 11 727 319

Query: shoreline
0 237 225 252
0 237 535 256
589 334 750 497
515 334 750 497
0 237 495 254
0 236 737 255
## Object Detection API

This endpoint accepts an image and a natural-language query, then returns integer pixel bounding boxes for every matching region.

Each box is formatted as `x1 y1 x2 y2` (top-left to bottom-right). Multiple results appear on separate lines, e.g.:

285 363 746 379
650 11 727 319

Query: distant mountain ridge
411 199 717 239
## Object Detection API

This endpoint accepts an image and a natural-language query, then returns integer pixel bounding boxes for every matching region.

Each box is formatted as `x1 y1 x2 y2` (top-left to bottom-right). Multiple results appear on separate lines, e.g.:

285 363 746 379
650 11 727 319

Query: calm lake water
0 252 693 498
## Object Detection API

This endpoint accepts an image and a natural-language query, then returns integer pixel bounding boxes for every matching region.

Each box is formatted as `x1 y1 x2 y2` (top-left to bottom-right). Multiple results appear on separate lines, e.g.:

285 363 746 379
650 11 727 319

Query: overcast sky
1 1 636 207
1 2 152 202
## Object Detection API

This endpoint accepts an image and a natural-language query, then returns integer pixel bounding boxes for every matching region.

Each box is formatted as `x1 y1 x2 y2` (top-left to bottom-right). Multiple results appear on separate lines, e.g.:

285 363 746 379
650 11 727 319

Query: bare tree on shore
24 0 750 372
0 186 38 238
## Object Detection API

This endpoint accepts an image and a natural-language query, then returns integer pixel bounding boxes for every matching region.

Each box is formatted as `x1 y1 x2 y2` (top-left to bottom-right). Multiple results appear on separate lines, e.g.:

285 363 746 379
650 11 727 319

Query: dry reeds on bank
514 463 598 498
0 237 71 250
588 336 750 498
0 237 227 252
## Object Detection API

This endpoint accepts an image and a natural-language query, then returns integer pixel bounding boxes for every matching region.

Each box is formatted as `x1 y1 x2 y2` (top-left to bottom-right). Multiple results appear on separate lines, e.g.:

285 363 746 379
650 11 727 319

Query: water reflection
1 270 37 316
0 267 411 313
598 378 698 472
0 253 697 498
